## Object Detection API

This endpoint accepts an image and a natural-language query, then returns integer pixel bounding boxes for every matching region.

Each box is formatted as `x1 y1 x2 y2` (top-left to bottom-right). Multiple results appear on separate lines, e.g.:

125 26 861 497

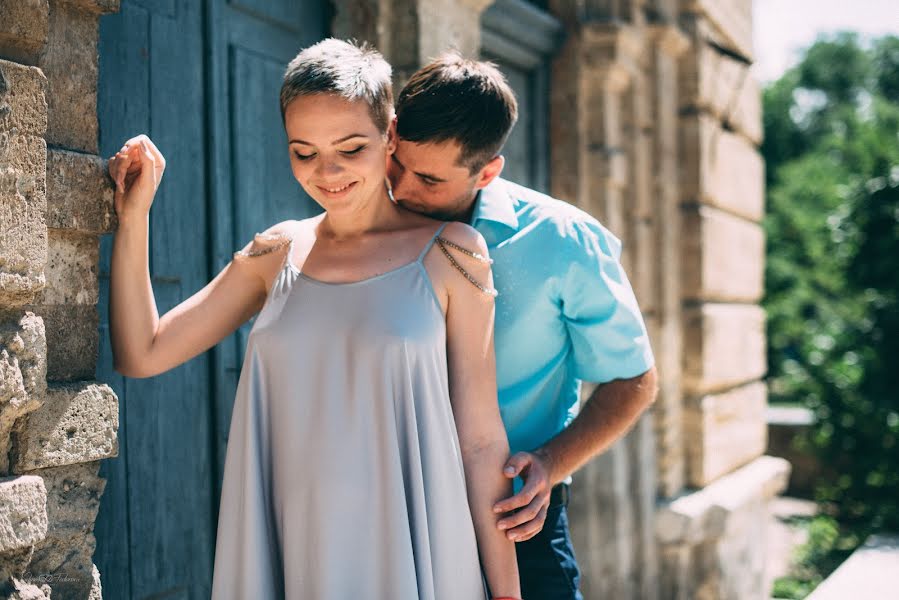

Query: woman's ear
386 115 398 154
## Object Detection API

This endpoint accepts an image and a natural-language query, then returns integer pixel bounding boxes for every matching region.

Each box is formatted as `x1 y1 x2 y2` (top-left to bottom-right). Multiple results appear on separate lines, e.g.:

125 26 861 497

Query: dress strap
435 236 498 297
416 222 451 263
233 232 294 272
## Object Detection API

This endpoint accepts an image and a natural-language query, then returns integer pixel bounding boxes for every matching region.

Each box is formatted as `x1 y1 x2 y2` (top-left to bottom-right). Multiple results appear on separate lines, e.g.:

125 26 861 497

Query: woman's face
284 93 393 214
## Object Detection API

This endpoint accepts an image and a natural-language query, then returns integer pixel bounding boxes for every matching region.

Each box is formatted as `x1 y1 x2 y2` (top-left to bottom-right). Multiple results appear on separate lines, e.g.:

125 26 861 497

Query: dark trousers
514 485 583 600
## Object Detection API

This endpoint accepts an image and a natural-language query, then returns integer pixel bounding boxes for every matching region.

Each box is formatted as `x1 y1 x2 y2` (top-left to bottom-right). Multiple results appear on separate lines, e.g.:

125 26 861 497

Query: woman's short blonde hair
280 38 393 134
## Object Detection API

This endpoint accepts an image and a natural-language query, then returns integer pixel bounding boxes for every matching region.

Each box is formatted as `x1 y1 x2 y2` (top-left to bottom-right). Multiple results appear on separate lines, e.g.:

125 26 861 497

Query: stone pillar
656 1 790 598
646 21 689 499
0 0 120 597
548 5 662 597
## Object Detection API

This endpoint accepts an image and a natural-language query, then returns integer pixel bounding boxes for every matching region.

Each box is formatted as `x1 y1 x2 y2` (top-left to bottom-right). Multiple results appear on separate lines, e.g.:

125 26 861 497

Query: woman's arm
107 134 288 379
435 222 520 599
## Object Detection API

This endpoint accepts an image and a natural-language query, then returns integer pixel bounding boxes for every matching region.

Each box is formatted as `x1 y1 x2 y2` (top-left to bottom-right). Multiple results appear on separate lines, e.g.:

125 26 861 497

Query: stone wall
0 0 119 598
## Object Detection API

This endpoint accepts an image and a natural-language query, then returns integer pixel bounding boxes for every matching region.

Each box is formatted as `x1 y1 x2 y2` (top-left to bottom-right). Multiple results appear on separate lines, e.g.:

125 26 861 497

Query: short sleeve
560 217 655 383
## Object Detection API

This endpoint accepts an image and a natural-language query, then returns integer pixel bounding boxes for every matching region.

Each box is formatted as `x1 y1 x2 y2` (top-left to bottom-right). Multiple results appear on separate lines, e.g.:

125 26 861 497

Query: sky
751 0 899 83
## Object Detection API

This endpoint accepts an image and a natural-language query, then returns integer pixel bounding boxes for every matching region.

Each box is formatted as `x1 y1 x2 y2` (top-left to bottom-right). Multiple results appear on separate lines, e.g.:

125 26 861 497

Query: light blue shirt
469 178 655 484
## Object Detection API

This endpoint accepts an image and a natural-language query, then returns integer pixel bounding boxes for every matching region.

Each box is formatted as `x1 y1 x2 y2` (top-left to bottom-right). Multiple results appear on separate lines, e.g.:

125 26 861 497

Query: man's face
388 138 482 222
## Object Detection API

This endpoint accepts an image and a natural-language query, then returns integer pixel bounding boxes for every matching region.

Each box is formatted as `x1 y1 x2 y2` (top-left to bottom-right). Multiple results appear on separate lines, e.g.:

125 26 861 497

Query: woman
106 38 521 599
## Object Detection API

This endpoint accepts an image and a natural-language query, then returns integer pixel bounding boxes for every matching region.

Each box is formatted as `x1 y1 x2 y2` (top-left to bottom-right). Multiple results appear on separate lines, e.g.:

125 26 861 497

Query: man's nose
388 164 410 195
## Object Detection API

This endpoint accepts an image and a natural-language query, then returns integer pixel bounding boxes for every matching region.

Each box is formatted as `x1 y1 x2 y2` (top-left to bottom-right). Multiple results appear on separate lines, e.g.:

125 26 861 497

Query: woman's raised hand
107 134 166 220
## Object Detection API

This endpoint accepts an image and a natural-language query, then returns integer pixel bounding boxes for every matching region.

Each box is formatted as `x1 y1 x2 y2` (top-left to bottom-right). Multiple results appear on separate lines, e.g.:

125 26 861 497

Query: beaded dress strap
434 235 498 297
232 232 294 272
416 222 451 263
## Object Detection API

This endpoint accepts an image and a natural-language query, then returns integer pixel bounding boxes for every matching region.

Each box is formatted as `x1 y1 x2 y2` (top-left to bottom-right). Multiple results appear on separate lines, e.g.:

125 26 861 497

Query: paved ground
767 496 818 597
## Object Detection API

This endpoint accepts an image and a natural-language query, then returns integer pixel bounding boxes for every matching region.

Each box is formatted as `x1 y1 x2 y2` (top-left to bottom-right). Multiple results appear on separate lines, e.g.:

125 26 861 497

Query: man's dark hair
280 38 393 134
396 51 518 173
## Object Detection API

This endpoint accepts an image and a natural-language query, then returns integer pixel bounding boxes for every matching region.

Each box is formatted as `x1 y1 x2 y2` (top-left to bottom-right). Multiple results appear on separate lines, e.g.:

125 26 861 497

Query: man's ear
474 155 505 190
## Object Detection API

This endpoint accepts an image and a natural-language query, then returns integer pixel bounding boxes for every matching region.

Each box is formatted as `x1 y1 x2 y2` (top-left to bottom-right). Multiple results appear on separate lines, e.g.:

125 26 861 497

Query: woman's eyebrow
289 134 369 145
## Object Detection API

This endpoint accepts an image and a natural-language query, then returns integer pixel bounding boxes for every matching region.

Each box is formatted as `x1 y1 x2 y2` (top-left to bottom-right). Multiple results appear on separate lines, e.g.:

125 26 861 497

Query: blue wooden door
94 1 326 598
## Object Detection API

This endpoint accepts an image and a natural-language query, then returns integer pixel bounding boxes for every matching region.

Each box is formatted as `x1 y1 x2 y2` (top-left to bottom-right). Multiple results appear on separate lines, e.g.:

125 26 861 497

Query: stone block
628 218 657 314
60 0 120 15
46 149 116 234
32 230 99 306
11 381 117 473
681 0 753 62
0 130 48 306
680 114 764 222
0 1 49 65
679 16 761 144
0 60 48 138
685 381 767 487
0 312 47 472
28 461 104 600
0 475 48 553
419 0 493 60
24 304 97 382
39 2 100 152
682 204 764 303
806 534 899 600
683 303 766 395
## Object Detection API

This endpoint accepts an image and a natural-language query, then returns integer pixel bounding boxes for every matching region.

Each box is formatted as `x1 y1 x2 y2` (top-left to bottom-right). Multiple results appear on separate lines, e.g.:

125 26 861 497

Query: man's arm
492 367 657 541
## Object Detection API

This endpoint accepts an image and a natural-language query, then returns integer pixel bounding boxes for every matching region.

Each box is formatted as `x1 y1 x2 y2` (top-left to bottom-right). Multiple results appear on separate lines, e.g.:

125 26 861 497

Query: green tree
763 32 899 531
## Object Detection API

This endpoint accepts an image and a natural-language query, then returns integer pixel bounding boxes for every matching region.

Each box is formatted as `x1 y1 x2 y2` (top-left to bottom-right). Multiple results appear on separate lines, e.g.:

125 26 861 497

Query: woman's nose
317 159 343 177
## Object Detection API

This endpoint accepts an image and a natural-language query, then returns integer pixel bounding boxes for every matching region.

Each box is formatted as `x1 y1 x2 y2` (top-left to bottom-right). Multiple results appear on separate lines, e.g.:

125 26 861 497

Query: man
387 53 658 599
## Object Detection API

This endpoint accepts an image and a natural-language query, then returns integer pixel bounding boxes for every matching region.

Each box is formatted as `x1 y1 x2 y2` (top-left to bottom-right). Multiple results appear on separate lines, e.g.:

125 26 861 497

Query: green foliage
763 32 899 532
772 515 862 599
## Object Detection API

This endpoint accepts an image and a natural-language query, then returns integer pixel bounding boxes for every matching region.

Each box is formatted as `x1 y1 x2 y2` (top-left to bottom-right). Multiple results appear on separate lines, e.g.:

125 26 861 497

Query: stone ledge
656 455 790 544
0 475 48 553
806 534 899 600
11 381 118 473
46 149 116 234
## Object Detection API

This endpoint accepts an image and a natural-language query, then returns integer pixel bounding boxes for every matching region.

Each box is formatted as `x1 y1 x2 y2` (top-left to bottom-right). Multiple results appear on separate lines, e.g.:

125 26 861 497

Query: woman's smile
316 181 358 197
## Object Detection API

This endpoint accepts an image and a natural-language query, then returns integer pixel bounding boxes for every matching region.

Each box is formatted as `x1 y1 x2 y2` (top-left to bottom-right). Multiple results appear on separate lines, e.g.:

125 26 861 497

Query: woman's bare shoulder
427 221 496 299
232 216 321 260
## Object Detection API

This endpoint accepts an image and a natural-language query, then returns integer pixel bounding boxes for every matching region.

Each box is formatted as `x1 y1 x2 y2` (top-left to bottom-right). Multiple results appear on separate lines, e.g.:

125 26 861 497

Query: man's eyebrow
391 154 447 183
289 133 369 145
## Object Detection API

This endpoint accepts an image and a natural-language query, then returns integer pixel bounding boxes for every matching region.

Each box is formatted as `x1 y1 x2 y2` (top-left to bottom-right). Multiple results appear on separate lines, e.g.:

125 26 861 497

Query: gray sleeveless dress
210 222 489 600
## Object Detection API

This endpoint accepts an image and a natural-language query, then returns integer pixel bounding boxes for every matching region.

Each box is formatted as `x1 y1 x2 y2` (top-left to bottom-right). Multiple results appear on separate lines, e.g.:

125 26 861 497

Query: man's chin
397 199 455 221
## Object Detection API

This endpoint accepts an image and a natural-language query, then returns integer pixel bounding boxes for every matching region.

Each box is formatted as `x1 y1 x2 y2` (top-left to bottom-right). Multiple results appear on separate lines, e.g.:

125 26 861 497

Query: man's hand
492 450 554 542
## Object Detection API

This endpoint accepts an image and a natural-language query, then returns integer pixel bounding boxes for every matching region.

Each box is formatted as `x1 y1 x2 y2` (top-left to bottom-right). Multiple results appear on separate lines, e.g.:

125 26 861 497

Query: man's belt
548 483 570 508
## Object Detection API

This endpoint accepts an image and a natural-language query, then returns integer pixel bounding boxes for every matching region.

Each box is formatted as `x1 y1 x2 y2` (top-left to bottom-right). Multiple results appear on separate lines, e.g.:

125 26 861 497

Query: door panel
96 1 214 599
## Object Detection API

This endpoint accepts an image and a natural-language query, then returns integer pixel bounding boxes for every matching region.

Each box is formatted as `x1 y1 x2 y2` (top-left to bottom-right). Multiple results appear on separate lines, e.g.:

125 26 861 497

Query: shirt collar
469 178 519 230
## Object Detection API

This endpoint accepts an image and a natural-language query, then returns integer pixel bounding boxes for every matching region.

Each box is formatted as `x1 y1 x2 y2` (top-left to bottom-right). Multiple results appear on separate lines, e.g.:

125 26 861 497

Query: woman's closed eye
293 146 367 161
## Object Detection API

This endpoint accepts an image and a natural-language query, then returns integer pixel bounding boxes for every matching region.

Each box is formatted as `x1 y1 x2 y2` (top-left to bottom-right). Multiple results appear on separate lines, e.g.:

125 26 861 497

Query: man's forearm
534 366 658 486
